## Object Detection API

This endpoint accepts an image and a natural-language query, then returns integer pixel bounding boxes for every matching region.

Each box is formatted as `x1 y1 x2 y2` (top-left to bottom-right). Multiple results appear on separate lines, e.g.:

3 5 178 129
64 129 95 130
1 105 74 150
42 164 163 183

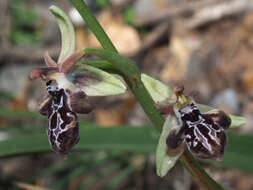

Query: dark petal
215 129 227 161
166 124 185 149
202 109 231 130
29 67 59 80
70 91 93 114
38 96 52 115
71 72 101 88
60 50 85 74
157 105 175 115
44 51 57 67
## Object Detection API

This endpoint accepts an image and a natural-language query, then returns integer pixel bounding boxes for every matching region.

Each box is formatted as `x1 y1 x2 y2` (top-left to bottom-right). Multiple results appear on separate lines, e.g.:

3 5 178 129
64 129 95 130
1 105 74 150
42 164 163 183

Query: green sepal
77 64 127 96
156 115 183 177
49 5 75 64
141 74 176 105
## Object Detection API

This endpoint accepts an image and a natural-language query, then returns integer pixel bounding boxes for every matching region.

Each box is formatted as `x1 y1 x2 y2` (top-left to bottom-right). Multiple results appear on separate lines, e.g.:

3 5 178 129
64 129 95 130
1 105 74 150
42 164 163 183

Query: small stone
0 64 32 97
69 7 84 27
134 0 171 26
242 69 253 94
110 0 131 7
211 89 240 114
89 10 141 55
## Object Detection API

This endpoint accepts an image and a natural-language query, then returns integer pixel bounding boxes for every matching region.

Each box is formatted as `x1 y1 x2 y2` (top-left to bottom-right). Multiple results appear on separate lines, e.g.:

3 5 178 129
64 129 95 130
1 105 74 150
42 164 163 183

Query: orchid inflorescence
29 6 126 154
29 6 243 183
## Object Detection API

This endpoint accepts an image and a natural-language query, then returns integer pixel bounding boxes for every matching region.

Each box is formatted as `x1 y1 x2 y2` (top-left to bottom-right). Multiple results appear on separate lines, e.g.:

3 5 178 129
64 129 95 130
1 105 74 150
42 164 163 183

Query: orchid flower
29 6 126 154
141 73 245 177
167 86 230 161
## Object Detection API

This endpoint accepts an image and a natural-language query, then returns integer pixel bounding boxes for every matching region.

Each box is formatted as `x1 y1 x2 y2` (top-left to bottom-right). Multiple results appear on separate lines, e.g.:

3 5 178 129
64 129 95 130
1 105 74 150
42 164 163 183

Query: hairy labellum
167 102 231 161
39 81 92 154
40 86 78 154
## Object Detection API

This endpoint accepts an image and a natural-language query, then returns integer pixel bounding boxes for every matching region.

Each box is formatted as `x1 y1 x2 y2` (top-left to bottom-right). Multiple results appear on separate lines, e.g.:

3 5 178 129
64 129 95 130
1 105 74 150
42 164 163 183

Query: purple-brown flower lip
166 91 231 161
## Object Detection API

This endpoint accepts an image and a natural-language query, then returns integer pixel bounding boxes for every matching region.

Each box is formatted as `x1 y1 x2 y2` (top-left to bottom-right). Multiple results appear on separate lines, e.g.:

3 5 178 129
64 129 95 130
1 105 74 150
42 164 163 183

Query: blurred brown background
0 0 253 189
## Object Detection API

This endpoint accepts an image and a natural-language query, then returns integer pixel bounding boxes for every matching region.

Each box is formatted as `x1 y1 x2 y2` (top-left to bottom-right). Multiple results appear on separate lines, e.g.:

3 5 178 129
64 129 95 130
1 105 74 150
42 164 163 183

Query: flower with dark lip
141 63 244 177
29 6 126 154
166 87 231 161
30 51 93 155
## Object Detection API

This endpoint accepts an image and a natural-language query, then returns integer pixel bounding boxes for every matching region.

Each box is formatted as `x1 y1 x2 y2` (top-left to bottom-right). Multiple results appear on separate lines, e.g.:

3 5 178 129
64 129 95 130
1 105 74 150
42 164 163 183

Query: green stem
70 1 226 189
78 60 112 70
181 149 225 190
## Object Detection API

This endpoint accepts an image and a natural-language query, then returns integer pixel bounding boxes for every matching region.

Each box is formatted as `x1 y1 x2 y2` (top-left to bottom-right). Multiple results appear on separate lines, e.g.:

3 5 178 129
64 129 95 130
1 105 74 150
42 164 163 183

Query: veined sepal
49 5 75 65
75 64 127 96
141 73 176 105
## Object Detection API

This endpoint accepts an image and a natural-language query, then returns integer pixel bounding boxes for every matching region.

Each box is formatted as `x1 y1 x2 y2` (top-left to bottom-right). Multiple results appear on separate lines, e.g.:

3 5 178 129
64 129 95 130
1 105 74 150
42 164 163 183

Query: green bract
77 64 126 96
141 74 176 105
49 6 75 64
156 115 183 177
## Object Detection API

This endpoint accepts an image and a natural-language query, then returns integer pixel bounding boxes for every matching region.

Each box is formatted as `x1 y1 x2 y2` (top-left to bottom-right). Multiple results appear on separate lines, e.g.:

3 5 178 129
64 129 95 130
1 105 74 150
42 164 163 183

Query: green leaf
49 5 75 64
198 104 246 128
156 116 182 177
104 165 136 190
1 122 253 174
0 126 158 158
77 64 127 96
35 153 93 180
222 131 253 173
79 162 119 189
201 131 253 174
52 156 114 189
229 115 246 128
0 108 43 119
141 73 176 105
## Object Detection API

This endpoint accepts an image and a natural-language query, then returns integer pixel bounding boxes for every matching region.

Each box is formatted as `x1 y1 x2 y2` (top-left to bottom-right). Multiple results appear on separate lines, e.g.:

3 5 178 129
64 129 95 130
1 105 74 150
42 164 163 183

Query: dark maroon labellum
39 80 92 154
42 86 80 154
167 102 231 161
